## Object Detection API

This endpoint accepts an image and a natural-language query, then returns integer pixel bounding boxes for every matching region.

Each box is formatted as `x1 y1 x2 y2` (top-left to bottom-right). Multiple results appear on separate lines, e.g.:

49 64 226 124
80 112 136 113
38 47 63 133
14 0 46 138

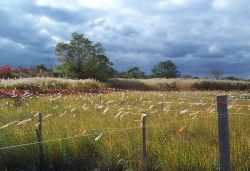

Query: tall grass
1 77 250 92
0 91 249 170
0 77 105 90
109 78 250 91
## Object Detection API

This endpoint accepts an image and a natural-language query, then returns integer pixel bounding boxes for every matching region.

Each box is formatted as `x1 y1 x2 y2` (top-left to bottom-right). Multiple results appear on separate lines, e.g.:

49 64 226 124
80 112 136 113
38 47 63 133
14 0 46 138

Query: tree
151 60 180 78
181 74 199 79
127 67 147 78
120 67 147 78
221 76 240 81
55 33 114 81
211 68 223 80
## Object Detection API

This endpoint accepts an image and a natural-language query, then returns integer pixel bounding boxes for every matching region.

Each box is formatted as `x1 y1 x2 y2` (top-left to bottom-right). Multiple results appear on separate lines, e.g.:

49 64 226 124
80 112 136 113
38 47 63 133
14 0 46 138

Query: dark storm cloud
0 0 249 78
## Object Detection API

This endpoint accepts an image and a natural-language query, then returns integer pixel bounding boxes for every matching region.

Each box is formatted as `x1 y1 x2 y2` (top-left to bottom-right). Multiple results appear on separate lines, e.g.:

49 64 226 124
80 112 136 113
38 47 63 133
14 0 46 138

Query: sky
0 0 250 78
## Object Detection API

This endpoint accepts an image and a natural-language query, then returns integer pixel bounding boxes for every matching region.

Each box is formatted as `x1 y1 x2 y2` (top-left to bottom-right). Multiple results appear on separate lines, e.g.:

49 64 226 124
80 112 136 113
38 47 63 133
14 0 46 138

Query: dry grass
1 77 249 92
0 91 249 170
0 77 105 90
109 78 250 91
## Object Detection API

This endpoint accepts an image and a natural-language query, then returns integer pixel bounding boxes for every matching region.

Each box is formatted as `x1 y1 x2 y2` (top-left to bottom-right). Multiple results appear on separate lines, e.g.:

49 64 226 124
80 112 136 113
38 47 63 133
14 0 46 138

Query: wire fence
1 110 249 133
0 97 249 133
0 94 249 170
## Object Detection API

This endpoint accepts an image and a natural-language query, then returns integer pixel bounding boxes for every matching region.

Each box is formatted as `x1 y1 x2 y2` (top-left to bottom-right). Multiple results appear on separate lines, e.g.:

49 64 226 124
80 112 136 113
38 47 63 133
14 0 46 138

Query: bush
108 79 153 90
0 65 53 79
109 78 250 91
0 65 14 79
13 65 52 78
192 81 250 91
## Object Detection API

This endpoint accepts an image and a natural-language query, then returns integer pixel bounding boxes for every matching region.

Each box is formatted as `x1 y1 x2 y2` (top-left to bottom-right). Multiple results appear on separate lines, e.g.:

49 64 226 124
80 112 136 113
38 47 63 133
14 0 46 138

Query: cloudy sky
0 0 250 78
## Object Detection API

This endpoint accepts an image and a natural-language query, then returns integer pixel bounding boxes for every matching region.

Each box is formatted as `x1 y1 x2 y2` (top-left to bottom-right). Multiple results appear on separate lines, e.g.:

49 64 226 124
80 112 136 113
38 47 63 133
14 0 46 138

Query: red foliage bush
0 65 52 79
0 65 14 79
12 67 41 77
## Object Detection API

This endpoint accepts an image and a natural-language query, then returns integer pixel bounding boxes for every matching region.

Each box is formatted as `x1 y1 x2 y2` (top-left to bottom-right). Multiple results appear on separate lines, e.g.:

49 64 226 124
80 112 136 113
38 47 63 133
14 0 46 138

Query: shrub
0 65 14 79
192 81 249 91
12 65 52 78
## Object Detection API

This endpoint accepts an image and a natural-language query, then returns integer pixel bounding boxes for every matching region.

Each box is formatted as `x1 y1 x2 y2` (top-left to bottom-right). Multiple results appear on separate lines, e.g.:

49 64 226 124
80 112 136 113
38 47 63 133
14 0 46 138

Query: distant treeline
0 33 248 82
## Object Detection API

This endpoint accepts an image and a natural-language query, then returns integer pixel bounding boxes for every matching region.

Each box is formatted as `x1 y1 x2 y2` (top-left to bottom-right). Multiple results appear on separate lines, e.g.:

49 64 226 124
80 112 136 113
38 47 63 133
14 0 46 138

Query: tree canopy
119 67 147 78
151 60 180 78
55 33 114 81
210 68 223 80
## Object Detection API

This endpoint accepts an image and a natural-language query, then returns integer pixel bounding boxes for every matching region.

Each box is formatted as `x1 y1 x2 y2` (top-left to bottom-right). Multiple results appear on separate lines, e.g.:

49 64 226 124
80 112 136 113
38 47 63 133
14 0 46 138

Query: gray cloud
0 0 249 78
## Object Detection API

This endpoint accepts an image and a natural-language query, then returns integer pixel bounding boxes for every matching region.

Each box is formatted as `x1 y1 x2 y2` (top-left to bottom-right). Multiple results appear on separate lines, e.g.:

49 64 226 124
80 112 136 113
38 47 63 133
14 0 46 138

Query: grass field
0 91 249 170
0 77 104 91
109 78 250 91
1 77 250 92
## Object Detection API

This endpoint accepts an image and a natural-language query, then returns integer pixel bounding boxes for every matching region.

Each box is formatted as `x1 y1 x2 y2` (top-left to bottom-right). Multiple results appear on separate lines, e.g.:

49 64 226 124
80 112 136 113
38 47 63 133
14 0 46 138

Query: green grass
0 91 249 170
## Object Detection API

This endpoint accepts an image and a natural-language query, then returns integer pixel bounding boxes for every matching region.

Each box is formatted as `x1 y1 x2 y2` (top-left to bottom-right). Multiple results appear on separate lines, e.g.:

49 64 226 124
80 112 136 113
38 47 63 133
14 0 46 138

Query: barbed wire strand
1 107 249 130
0 123 172 151
0 114 224 151
1 111 247 150
0 114 209 136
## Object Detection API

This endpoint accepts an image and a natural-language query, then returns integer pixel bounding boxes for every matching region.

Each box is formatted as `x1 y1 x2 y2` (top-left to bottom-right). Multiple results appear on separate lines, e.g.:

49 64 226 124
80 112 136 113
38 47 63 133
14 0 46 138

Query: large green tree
55 33 114 81
151 60 180 78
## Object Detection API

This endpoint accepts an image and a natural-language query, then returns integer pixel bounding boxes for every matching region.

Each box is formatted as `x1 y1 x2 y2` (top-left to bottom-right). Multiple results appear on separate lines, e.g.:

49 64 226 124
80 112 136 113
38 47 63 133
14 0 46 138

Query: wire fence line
62 97 248 108
1 110 249 150
0 97 249 136
0 122 181 151
229 113 250 116
0 110 218 130
0 105 249 131
0 111 224 148
0 107 247 127
1 96 249 111
0 94 249 170
1 113 248 138
0 115 211 137
229 95 250 100
1 99 217 106
1 94 249 103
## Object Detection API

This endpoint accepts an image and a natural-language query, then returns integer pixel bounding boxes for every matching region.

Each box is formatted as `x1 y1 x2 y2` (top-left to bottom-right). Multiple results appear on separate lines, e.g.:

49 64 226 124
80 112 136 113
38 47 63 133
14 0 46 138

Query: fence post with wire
36 112 45 171
217 95 231 171
142 113 147 171
1 94 250 170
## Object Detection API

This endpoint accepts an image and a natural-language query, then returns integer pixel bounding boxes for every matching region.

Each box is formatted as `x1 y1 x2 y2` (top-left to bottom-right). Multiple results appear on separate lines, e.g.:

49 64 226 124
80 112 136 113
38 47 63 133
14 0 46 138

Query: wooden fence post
142 113 147 171
217 95 231 171
36 112 45 171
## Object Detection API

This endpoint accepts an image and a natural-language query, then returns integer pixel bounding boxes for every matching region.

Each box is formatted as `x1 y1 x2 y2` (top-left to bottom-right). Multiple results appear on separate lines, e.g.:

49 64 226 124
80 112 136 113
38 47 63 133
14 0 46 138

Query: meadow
0 90 249 170
109 78 250 91
1 77 250 92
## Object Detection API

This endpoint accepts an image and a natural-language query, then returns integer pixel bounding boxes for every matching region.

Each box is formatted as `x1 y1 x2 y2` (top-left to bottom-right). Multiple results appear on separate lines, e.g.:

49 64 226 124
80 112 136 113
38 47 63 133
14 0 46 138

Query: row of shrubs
192 81 250 91
1 64 249 91
108 78 250 91
0 65 52 79
0 77 249 91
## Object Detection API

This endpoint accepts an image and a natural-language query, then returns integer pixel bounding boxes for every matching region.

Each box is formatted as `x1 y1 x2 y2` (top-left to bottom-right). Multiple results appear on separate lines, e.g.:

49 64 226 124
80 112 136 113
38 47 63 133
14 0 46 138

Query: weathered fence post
217 95 231 171
36 112 45 171
142 113 147 171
